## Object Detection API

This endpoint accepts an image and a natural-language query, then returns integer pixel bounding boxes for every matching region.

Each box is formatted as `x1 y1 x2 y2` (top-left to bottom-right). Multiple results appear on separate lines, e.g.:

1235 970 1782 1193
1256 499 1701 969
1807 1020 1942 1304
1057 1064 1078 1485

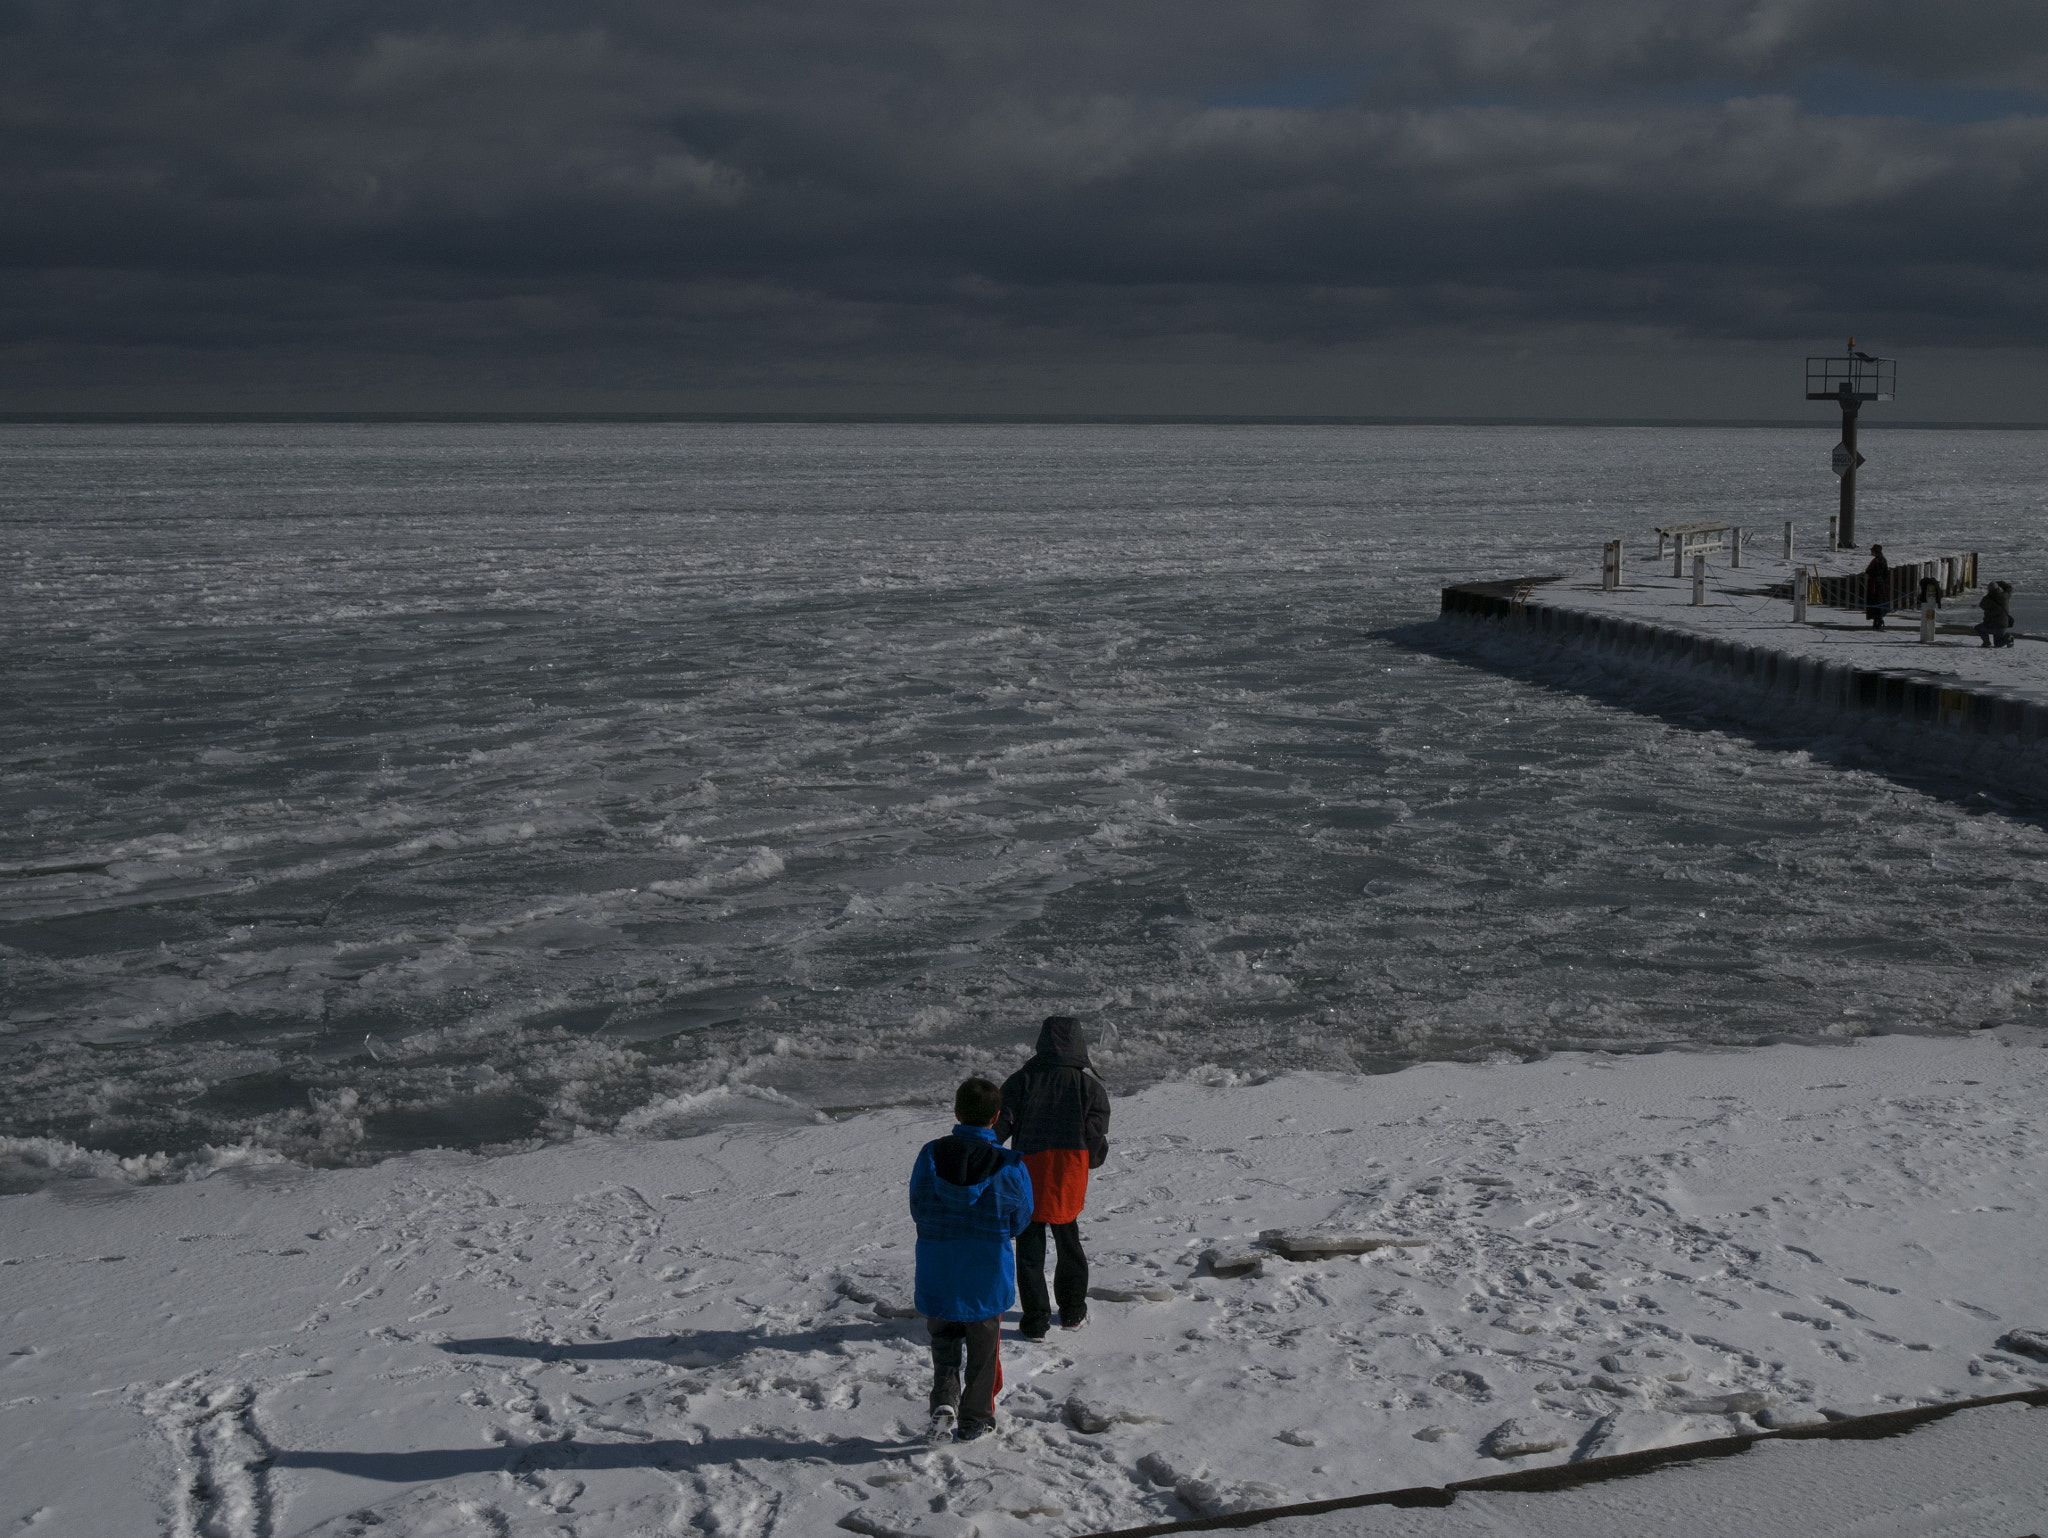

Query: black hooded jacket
1981 583 2013 630
993 1016 1110 1168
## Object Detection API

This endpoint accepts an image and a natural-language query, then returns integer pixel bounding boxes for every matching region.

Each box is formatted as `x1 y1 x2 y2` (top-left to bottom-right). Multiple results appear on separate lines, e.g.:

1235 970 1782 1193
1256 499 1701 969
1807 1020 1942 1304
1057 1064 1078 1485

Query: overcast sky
7 0 2048 416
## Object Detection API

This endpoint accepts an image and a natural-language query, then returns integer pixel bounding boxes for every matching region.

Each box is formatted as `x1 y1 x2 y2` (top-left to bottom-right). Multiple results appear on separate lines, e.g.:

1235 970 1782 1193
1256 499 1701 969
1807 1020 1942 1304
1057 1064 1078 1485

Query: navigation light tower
1806 338 1895 550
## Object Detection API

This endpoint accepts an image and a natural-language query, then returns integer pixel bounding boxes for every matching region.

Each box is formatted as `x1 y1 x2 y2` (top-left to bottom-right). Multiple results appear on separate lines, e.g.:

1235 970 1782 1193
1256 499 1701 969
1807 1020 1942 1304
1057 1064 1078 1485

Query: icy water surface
5 423 2047 1180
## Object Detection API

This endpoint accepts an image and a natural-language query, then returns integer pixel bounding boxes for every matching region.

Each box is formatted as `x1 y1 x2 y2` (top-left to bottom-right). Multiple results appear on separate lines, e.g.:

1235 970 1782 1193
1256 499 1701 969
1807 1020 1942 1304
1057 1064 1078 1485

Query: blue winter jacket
910 1125 1034 1322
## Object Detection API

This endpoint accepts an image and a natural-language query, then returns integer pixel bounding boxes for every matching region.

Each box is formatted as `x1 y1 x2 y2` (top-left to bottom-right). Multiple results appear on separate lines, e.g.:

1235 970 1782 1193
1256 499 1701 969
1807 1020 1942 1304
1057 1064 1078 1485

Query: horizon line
5 411 2047 430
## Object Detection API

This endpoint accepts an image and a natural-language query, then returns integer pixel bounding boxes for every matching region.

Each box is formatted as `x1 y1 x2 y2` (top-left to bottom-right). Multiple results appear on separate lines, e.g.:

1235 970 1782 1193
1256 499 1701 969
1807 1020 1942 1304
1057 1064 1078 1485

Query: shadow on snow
436 1321 913 1368
271 1430 923 1483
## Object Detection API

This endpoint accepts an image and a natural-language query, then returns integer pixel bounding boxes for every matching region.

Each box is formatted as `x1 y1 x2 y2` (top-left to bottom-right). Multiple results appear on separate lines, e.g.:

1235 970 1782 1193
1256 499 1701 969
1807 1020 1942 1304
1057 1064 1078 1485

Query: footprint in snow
1944 1299 2001 1321
1431 1369 1491 1400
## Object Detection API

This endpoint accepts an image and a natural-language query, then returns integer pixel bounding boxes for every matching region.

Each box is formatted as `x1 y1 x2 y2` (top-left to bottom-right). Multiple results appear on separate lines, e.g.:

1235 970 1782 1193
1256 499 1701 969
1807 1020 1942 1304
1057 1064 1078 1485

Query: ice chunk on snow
1757 1405 1830 1429
1173 1477 1288 1517
1201 1246 1264 1278
1670 1388 1775 1416
1137 1451 1203 1487
1482 1417 1570 1459
1066 1393 1162 1433
1598 1347 1691 1381
1573 1409 1702 1462
1590 1372 1655 1398
1997 1328 2048 1361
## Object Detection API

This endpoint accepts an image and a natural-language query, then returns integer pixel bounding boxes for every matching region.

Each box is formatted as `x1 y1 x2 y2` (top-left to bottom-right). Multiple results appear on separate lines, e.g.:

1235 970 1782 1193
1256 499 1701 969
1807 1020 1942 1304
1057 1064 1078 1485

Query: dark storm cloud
6 0 2048 406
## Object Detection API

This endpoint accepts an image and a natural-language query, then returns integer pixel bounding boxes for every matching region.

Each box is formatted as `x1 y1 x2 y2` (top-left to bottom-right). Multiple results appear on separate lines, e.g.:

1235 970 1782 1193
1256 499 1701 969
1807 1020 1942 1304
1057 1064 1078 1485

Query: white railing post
1673 539 1685 578
1692 554 1706 606
1784 520 1794 560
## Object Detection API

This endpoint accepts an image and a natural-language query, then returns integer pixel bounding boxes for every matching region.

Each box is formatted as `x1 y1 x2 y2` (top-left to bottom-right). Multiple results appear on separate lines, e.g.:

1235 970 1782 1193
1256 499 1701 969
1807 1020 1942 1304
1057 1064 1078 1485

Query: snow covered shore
7 1028 2048 1537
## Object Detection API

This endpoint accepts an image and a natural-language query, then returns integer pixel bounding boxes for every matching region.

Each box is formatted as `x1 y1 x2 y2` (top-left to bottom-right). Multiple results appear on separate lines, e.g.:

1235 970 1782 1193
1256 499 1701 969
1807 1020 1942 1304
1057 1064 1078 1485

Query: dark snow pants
1016 1220 1089 1334
928 1316 1002 1426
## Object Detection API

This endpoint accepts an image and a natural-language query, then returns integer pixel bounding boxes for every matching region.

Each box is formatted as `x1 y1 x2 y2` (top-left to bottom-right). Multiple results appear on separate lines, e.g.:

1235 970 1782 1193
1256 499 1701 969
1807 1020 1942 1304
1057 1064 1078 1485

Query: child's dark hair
954 1077 1002 1126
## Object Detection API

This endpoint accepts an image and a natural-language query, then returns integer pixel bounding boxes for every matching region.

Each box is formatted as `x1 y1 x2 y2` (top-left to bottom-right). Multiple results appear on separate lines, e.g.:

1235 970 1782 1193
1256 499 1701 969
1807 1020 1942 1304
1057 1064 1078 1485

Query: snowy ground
1530 541 2048 703
7 1028 2048 1537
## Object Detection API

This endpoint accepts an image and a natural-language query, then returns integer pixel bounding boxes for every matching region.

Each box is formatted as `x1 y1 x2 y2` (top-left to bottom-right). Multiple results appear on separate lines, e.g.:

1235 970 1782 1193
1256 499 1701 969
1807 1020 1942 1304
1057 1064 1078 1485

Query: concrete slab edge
1435 583 2047 795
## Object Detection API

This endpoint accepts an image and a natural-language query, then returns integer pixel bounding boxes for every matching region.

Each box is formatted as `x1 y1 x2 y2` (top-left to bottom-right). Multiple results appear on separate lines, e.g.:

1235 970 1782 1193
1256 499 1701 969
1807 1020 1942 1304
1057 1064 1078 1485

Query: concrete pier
1438 559 2047 795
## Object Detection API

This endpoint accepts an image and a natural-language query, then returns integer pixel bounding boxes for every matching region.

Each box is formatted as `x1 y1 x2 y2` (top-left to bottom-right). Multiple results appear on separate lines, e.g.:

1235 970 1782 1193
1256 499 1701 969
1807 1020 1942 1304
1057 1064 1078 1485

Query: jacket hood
1033 1015 1091 1068
932 1126 1007 1190
924 1127 1008 1206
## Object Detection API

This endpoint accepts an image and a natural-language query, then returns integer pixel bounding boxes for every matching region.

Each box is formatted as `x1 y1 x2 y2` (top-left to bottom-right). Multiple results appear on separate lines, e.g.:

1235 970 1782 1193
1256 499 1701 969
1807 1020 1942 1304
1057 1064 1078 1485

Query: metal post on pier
1731 525 1742 568
1793 566 1808 623
1692 554 1706 606
1784 521 1794 560
1672 540 1685 578
1602 540 1622 591
1829 514 1839 550
1806 340 1893 551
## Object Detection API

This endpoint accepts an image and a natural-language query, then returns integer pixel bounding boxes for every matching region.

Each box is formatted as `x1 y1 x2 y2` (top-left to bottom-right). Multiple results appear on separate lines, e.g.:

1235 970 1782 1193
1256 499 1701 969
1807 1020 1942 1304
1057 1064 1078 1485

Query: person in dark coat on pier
911 1077 1034 1441
1864 545 1891 629
1978 581 2016 648
994 1016 1110 1339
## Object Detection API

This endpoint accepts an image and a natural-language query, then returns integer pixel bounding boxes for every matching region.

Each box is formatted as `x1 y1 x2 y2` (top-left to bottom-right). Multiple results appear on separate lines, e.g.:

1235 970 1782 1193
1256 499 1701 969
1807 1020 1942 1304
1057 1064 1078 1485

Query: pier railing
1769 553 1977 612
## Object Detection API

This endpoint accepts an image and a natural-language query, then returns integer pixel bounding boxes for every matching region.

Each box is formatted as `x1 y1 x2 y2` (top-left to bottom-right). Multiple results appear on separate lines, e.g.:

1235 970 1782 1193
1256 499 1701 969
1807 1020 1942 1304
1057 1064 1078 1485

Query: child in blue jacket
909 1077 1034 1442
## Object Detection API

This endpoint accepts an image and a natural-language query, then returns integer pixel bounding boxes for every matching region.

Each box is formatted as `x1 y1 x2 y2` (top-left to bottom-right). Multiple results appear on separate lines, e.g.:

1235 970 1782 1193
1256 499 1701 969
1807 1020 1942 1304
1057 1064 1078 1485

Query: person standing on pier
995 1016 1111 1340
1864 545 1892 630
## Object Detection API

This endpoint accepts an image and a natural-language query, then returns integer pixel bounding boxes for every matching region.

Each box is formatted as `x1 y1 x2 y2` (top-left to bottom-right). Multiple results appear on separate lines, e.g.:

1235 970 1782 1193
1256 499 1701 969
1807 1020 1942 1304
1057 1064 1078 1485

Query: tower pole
1837 382 1861 550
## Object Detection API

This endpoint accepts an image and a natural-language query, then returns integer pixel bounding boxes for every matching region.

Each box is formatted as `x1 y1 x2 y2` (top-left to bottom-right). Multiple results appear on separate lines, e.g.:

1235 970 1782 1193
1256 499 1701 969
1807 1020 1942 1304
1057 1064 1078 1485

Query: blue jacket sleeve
1003 1160 1034 1238
907 1147 935 1228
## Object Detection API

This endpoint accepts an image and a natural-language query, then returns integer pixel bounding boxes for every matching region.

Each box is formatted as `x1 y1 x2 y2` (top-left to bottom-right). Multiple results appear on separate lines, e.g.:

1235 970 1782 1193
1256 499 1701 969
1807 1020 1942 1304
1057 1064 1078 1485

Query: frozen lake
5 422 2047 1181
